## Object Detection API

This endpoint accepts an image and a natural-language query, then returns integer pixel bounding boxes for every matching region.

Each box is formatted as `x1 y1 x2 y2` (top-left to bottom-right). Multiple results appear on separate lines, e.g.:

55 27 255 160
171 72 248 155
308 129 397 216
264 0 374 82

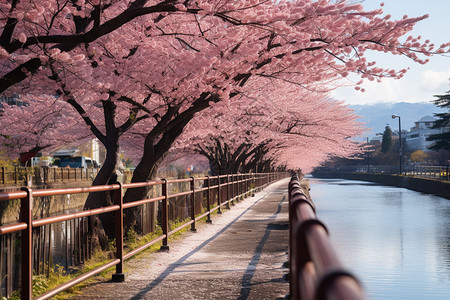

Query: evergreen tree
427 91 450 151
381 126 393 153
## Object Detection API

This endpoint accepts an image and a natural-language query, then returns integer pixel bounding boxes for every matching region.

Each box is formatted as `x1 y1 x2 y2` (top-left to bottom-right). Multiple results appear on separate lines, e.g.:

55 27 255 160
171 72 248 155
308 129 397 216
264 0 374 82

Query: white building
405 115 446 151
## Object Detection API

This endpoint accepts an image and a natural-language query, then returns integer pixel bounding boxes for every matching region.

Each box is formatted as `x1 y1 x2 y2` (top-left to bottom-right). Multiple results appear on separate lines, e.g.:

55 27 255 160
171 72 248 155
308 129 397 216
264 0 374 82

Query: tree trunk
122 139 159 234
83 141 119 249
120 93 214 234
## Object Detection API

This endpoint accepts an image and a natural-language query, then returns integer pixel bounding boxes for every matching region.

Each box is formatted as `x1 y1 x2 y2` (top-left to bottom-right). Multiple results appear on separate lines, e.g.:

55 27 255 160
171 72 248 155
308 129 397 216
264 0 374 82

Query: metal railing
403 165 449 180
0 166 102 186
316 165 449 181
288 175 365 300
0 172 287 299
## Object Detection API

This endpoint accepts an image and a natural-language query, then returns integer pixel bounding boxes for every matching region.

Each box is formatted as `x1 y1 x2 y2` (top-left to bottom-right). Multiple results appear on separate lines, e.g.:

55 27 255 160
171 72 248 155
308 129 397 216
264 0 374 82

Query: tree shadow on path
130 190 275 300
238 196 287 300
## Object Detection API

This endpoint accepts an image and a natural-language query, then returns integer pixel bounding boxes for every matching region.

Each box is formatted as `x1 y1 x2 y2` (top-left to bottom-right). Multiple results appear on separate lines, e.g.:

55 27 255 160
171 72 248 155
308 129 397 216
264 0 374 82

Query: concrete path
77 178 290 299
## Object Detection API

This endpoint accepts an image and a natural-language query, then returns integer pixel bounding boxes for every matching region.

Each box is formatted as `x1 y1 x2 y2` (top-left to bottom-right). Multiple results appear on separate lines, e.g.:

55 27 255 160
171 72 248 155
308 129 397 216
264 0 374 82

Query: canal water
308 177 450 300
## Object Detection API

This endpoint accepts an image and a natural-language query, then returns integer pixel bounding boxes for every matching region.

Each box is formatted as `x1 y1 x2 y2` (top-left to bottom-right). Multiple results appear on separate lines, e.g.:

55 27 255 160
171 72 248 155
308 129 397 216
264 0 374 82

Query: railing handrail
0 172 270 202
0 172 288 299
288 174 365 300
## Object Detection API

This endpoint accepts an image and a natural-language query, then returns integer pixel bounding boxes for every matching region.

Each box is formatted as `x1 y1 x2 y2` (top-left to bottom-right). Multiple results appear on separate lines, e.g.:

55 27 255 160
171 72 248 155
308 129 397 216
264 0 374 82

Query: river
308 176 450 300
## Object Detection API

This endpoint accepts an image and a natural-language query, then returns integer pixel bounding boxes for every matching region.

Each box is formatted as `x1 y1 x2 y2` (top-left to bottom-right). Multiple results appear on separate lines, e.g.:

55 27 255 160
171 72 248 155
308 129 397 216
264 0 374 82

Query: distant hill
349 102 445 140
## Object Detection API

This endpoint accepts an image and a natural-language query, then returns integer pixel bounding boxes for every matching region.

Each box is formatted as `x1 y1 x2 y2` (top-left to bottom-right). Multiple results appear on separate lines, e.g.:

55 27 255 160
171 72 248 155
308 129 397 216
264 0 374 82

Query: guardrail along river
308 176 450 300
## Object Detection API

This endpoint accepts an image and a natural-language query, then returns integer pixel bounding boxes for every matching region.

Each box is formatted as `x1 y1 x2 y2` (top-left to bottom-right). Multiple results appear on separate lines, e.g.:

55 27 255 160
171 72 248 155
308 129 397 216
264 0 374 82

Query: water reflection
308 177 450 300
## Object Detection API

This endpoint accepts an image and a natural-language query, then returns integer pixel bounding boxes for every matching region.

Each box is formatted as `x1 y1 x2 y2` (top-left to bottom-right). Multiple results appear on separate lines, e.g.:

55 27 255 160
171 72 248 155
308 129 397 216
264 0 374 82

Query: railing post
20 187 33 300
233 174 237 202
236 175 239 202
240 174 244 199
244 174 247 195
245 174 249 197
241 174 245 197
251 173 255 196
235 174 239 200
160 179 169 251
1 166 5 185
245 174 250 195
227 175 232 207
230 175 234 205
217 176 222 214
206 176 212 223
112 182 125 282
236 174 240 201
190 177 197 232
237 174 240 199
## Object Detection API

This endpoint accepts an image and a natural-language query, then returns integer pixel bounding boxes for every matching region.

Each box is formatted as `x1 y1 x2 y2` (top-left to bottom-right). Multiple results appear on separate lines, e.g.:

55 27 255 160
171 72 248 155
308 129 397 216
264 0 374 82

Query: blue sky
331 0 450 105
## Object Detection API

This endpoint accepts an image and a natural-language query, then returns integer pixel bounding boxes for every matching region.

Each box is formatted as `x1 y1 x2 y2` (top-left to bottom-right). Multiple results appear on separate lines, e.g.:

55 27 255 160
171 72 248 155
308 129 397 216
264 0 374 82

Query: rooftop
416 115 436 123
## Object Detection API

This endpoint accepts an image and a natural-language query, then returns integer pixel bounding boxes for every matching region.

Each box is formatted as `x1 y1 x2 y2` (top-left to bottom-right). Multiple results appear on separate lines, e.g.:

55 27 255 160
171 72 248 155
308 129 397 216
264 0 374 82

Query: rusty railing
0 172 287 299
288 174 365 300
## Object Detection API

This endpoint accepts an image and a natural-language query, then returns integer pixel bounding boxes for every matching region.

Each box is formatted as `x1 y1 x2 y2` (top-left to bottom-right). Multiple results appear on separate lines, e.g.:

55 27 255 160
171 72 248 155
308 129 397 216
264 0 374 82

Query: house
405 115 445 151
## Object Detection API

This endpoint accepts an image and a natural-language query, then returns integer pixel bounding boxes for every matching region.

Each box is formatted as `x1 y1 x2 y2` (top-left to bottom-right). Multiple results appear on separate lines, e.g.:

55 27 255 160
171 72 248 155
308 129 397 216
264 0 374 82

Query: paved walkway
77 178 290 299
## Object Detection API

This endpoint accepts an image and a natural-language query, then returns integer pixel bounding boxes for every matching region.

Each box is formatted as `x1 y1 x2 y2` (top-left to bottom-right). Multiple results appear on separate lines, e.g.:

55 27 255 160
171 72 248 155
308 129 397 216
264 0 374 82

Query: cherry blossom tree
2 0 447 171
175 80 365 175
1 0 449 241
2 0 447 97
0 0 207 93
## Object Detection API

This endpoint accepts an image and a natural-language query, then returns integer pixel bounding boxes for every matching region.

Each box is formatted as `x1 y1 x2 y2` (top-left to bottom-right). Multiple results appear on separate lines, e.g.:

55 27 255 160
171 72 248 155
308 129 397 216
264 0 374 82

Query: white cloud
332 62 450 106
332 76 423 105
421 68 450 92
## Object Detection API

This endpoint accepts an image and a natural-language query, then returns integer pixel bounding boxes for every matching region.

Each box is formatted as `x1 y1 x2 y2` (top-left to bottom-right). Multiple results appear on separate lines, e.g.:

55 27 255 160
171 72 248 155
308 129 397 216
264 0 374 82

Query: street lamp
365 137 370 173
392 114 402 174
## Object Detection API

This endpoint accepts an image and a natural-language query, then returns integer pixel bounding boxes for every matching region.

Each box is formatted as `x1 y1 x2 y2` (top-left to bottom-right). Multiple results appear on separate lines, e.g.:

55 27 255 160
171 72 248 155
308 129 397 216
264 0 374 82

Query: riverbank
311 172 450 200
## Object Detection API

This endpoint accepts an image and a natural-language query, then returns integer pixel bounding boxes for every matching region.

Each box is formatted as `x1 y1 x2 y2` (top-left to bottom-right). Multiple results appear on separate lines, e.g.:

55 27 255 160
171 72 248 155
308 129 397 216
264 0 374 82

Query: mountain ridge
349 101 444 138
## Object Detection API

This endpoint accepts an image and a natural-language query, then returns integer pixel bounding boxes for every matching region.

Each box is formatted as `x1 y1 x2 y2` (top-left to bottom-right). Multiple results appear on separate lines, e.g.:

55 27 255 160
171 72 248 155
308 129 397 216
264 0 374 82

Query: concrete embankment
312 172 450 200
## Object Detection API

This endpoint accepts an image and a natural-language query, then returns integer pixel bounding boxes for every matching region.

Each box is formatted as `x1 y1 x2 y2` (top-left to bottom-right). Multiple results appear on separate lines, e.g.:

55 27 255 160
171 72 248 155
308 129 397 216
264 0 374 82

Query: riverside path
77 178 291 299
